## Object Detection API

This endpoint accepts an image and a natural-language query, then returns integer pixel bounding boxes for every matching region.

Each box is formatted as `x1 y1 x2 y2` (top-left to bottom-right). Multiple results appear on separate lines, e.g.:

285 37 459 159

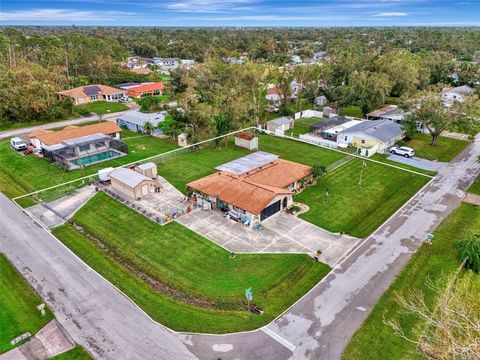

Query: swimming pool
71 150 122 166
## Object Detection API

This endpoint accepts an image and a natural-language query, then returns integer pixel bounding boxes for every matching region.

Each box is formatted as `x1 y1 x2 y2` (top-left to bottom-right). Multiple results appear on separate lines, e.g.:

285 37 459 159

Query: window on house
344 136 347 141
90 95 98 101
361 139 365 144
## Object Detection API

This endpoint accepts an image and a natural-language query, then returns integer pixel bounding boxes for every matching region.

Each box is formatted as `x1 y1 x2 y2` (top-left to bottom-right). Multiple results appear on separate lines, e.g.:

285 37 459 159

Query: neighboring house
27 122 126 169
152 57 180 73
187 151 312 225
310 116 361 141
441 85 475 107
109 168 157 200
337 119 404 153
234 132 258 150
180 59 195 68
130 67 152 75
266 116 294 133
367 105 406 124
314 95 328 107
313 51 326 61
265 86 282 107
57 85 126 105
116 82 165 98
116 110 167 135
28 122 122 149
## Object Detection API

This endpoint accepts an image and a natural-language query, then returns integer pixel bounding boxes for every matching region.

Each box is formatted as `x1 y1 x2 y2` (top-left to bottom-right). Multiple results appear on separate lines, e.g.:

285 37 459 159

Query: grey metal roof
342 120 403 142
62 133 109 146
109 168 151 188
310 116 349 131
215 151 279 175
118 110 167 127
268 116 292 126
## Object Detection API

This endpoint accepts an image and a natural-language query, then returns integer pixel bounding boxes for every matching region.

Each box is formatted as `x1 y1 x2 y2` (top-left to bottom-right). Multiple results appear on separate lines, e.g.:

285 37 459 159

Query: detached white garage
109 167 155 200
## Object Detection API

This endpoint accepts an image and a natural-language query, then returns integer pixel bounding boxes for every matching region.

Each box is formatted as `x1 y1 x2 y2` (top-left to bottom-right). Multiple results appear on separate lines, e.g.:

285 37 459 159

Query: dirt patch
71 223 244 311
292 202 310 216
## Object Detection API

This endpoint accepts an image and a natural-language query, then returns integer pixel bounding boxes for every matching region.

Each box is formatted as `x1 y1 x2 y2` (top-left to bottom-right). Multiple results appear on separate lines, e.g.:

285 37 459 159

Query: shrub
455 231 480 273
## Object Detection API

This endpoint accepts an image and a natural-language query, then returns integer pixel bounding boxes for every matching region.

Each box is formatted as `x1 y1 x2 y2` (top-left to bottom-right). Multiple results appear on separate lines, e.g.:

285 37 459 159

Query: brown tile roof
29 122 122 146
187 172 291 215
241 159 312 188
236 132 256 140
57 84 124 99
26 129 53 139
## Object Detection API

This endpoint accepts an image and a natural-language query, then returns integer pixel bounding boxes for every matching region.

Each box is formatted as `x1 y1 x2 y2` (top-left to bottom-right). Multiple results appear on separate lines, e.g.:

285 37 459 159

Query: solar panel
83 86 101 96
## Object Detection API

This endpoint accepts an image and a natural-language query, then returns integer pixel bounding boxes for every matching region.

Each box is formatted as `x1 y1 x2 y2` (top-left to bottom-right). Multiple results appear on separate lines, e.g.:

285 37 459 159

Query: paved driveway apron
387 154 447 171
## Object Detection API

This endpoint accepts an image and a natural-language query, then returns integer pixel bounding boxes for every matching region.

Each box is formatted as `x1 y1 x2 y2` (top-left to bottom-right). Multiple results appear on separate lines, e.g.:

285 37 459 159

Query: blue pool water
71 151 120 166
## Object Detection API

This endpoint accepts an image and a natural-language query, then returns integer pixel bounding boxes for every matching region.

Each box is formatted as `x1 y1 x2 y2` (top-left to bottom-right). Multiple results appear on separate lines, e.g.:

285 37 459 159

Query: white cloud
164 0 258 12
0 8 133 22
372 12 409 17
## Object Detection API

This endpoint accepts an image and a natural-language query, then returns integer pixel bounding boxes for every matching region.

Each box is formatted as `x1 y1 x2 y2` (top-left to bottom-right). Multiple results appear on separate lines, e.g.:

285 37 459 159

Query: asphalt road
0 134 478 360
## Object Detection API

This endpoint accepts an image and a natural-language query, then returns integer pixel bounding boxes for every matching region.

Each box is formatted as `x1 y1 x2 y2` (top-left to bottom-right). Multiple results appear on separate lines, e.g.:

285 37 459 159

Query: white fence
294 109 323 120
299 134 339 149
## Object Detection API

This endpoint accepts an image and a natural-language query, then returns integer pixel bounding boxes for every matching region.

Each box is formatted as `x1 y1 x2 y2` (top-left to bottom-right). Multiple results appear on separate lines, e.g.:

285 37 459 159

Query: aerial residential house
116 82 165 98
313 51 326 62
291 55 302 64
441 85 475 107
57 85 126 105
265 86 282 107
27 122 126 169
152 57 180 73
266 116 295 133
337 119 404 154
116 110 167 135
109 168 157 200
309 116 362 141
187 151 312 225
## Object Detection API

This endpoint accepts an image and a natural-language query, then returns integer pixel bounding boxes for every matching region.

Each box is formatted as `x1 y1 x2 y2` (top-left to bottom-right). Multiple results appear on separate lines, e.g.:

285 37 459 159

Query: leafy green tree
351 71 392 114
455 232 480 273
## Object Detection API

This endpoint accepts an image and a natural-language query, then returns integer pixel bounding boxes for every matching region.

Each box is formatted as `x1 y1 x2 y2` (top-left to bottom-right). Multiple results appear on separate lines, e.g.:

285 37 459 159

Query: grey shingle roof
118 110 167 127
343 120 403 142
310 116 349 131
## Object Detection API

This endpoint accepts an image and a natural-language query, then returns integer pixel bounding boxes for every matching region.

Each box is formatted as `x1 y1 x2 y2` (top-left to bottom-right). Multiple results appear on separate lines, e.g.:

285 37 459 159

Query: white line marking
261 327 296 352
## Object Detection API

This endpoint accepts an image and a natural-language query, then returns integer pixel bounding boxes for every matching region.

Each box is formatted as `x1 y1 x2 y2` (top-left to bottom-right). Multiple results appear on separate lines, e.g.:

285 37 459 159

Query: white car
390 146 415 158
10 137 27 151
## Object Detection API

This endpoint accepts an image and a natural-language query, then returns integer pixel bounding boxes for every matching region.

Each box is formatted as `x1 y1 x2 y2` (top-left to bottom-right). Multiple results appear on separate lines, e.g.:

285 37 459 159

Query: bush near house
0 254 54 353
343 203 480 360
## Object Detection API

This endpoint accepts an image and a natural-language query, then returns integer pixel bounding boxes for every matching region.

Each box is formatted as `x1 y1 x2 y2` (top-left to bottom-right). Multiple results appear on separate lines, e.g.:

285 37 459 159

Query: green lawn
52 192 330 333
468 176 480 195
295 159 430 238
339 105 364 118
156 133 345 192
404 133 469 162
0 254 54 354
286 117 324 137
76 101 129 115
0 130 177 201
343 203 480 360
51 347 92 360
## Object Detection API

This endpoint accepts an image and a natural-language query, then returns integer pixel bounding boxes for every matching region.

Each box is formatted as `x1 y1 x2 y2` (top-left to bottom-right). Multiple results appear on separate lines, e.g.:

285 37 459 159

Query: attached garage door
261 200 281 221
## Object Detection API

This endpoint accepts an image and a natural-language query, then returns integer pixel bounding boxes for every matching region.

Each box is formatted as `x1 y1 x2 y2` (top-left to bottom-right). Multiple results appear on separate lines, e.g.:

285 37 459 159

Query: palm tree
143 121 154 135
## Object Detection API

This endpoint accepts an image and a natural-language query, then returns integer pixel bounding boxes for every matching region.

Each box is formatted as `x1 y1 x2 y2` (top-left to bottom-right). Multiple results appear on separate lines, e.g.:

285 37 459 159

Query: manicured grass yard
156 133 345 192
52 192 330 333
295 159 430 238
0 130 177 200
76 101 129 115
51 347 92 360
339 105 364 118
0 254 54 353
467 176 480 195
404 133 469 162
343 203 480 360
286 117 324 137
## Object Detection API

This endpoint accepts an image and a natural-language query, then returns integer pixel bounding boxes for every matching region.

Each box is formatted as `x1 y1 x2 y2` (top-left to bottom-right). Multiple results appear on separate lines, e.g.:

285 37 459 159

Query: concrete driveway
27 186 96 228
176 209 359 266
387 154 447 171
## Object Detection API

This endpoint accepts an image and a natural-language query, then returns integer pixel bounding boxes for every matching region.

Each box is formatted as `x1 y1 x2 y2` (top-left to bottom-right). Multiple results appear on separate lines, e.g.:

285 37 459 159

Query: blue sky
0 0 479 27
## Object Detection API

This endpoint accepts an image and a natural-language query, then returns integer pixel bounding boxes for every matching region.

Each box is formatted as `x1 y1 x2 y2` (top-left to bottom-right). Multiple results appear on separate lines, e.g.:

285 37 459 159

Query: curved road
0 134 478 360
